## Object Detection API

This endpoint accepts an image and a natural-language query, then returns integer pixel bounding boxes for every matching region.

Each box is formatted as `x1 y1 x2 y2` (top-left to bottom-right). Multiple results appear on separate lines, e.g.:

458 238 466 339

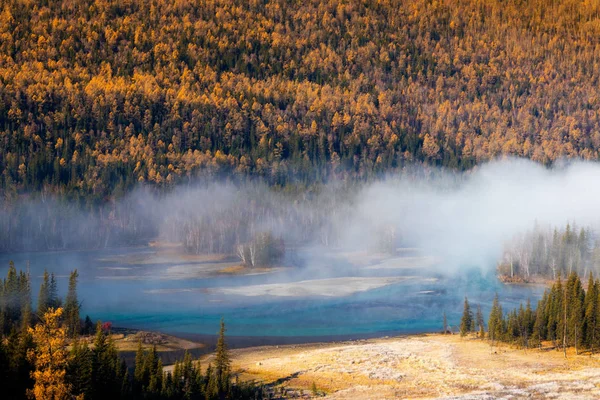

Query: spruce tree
48 273 60 309
37 270 50 318
133 341 145 395
566 272 585 354
584 273 598 353
215 318 231 399
476 304 484 338
548 276 564 347
67 339 93 399
84 315 94 335
532 291 549 348
64 270 80 338
460 297 473 337
488 293 503 345
19 270 31 332
5 262 20 326
91 321 123 399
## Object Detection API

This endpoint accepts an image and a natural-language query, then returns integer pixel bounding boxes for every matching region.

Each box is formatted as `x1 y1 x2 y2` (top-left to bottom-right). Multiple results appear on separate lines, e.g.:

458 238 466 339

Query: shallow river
0 247 544 340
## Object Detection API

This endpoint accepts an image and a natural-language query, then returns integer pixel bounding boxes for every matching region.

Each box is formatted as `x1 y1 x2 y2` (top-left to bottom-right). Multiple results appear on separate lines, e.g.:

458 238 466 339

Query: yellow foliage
27 308 71 400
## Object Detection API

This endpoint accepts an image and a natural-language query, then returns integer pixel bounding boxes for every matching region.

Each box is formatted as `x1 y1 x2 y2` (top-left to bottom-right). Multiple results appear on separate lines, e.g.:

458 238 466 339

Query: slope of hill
2 0 600 197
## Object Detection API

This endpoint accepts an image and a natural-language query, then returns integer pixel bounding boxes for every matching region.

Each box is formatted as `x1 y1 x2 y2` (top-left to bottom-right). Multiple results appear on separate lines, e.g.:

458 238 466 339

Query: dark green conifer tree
476 304 484 338
48 272 60 309
67 339 93 398
64 270 80 337
566 272 585 354
460 297 473 337
18 270 31 331
36 270 50 318
584 273 598 353
488 293 503 345
215 318 231 399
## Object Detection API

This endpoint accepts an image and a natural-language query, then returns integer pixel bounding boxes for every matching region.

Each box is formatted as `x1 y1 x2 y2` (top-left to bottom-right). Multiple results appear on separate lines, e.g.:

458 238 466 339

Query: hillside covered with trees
3 0 600 200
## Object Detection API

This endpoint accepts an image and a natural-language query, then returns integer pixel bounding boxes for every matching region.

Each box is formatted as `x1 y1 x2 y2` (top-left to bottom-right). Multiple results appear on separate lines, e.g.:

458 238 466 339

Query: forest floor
224 333 600 399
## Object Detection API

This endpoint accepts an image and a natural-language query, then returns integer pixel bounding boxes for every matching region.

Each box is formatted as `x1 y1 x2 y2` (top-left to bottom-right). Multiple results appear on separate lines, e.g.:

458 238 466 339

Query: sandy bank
147 276 433 297
211 276 433 297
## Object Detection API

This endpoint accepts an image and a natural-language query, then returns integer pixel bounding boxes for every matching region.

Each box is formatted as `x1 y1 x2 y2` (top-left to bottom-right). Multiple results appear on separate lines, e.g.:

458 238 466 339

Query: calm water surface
0 247 544 339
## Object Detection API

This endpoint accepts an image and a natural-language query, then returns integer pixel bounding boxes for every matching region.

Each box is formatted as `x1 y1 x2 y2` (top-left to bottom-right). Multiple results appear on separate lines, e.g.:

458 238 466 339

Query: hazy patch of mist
4 159 600 276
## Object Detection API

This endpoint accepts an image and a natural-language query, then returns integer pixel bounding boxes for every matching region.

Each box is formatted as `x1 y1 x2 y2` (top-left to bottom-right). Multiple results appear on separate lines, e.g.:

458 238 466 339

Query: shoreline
166 329 422 350
113 326 429 365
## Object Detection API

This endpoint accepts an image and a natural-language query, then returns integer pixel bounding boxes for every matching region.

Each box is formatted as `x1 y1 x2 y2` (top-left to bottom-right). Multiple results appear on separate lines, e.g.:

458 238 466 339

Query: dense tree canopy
2 0 600 199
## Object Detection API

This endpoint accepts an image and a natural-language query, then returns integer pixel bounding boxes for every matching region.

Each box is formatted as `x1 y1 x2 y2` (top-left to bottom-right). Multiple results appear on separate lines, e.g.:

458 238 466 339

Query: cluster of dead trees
236 232 285 268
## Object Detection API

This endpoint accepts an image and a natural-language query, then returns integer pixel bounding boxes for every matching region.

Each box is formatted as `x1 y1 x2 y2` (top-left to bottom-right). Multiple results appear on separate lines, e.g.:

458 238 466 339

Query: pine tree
460 297 473 337
215 318 231 399
532 290 549 348
49 273 60 309
5 262 20 327
67 339 93 399
91 321 123 399
476 304 484 338
548 276 564 347
584 273 599 354
19 269 31 331
84 315 94 335
133 341 145 395
64 270 80 338
488 293 503 345
37 270 50 318
566 272 585 354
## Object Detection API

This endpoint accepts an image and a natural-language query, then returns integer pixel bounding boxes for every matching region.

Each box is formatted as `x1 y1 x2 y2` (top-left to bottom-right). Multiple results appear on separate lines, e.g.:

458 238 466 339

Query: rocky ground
227 334 600 399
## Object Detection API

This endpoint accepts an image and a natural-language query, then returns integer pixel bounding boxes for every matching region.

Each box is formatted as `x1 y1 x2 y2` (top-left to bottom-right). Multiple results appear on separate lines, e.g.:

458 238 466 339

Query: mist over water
2 159 600 339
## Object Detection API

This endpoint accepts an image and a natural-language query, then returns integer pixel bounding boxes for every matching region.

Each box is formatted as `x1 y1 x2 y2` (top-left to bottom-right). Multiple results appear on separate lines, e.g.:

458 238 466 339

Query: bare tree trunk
249 242 256 268
236 244 247 266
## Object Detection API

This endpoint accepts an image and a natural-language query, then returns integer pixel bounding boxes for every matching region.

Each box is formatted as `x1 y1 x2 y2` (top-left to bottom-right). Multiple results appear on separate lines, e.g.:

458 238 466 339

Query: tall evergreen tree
19 270 31 331
460 297 473 337
584 273 599 354
215 318 231 399
37 270 50 319
90 321 123 400
67 339 93 399
64 270 80 338
476 304 485 338
5 262 20 327
532 290 549 348
566 272 585 354
48 273 60 309
488 293 503 345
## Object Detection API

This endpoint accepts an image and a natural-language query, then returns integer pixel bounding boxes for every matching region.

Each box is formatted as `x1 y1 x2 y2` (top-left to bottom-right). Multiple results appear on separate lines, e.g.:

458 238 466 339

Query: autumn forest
3 0 600 200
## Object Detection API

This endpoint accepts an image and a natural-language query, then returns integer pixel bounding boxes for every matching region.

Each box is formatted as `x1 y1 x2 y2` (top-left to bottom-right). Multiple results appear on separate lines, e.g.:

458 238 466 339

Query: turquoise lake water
0 247 545 340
